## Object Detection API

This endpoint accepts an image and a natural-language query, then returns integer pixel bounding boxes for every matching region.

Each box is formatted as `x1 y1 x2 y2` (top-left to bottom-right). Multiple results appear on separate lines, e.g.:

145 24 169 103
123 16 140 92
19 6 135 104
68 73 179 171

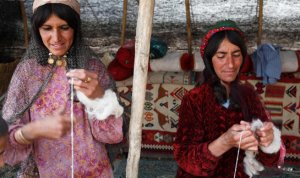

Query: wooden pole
20 0 29 48
125 0 155 178
185 0 193 55
120 0 128 46
257 0 263 46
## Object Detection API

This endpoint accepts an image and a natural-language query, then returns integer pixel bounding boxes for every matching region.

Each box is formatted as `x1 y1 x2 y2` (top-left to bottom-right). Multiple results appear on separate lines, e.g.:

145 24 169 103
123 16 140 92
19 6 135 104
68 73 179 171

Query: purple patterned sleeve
90 116 123 144
3 61 35 165
87 59 123 144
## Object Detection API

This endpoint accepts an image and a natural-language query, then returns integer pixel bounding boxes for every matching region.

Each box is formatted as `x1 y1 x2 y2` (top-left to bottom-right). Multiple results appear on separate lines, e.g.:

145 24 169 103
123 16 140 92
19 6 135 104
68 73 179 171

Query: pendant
48 57 55 65
48 53 67 67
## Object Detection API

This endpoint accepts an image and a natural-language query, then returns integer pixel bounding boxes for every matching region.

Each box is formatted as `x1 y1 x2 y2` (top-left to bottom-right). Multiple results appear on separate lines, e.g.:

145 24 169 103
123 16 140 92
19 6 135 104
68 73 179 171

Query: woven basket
0 58 20 97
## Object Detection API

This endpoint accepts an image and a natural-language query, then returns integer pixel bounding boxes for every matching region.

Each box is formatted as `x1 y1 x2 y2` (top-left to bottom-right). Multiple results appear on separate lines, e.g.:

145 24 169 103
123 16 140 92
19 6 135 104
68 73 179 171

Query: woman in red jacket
173 20 285 178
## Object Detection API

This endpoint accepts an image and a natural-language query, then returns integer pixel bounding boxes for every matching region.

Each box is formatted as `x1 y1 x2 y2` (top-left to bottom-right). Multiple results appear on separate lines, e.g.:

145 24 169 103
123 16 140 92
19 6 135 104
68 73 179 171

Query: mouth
223 71 236 74
51 43 65 50
222 71 238 78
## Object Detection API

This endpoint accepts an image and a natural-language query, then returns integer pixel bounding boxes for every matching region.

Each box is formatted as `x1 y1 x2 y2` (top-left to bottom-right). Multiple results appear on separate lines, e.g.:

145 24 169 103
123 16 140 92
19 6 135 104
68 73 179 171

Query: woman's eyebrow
216 50 241 54
216 51 227 55
232 49 241 53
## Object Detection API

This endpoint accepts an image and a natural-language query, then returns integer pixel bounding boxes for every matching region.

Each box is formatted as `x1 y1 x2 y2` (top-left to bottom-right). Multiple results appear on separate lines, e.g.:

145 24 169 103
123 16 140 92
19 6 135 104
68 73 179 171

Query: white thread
70 78 75 178
234 131 243 178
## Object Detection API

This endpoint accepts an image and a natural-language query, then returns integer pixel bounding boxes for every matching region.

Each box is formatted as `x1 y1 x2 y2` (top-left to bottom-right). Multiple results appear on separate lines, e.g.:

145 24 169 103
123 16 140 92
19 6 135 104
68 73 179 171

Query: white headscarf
33 0 80 14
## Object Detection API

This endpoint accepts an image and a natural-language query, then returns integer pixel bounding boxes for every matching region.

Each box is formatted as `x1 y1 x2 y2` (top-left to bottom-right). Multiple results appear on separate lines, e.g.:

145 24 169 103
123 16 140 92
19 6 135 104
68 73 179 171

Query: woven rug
118 75 300 164
117 84 194 152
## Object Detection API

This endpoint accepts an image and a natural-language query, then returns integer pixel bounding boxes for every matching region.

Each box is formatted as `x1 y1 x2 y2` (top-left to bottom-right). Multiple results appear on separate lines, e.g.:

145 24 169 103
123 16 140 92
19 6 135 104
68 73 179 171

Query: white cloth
150 51 205 72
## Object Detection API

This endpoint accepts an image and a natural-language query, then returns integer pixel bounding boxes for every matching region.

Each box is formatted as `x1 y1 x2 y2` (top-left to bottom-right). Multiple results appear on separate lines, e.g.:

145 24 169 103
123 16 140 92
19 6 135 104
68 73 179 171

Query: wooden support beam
125 0 155 178
185 0 193 55
19 0 29 48
257 0 263 46
121 0 128 46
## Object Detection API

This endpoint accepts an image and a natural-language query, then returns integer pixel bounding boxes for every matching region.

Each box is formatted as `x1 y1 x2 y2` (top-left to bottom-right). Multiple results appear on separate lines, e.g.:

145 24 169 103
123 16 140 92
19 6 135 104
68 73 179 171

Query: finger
67 69 98 82
73 84 103 99
66 69 82 81
85 71 98 79
73 85 91 96
261 142 272 147
55 105 67 116
259 134 273 144
241 142 258 151
68 69 97 78
52 100 68 116
241 138 259 149
259 139 272 147
232 130 252 144
255 130 265 137
70 78 89 87
231 124 250 132
259 122 273 131
240 120 250 127
69 78 99 92
257 125 273 138
63 115 77 124
60 120 71 133
238 131 257 142
244 145 258 151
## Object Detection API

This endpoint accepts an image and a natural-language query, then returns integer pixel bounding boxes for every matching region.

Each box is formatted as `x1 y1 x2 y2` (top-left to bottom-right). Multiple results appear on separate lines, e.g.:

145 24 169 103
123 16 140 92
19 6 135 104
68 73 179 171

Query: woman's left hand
255 121 274 147
66 69 104 99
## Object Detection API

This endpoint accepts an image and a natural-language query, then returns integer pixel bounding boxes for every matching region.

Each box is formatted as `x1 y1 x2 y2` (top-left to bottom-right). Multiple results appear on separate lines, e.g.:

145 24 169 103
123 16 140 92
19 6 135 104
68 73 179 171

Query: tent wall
0 0 299 59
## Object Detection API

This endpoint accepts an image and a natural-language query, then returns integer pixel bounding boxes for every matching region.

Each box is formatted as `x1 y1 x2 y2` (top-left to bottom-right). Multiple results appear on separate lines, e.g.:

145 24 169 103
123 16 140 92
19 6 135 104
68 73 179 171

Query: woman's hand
221 121 259 151
22 109 74 140
209 121 259 157
255 121 274 147
66 69 104 99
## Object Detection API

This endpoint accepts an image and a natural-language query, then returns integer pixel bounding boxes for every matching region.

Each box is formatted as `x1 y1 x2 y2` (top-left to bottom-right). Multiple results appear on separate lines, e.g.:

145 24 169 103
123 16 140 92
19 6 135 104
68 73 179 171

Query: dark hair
202 30 252 121
0 116 8 136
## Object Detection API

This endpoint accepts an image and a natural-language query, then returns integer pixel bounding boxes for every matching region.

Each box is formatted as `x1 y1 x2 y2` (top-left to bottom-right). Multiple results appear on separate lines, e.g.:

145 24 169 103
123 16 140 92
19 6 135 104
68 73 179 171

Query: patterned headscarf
200 20 245 58
33 0 80 14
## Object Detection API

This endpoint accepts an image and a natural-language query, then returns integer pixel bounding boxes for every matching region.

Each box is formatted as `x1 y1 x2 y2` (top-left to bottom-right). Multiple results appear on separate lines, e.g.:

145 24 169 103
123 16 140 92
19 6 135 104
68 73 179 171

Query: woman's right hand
22 109 73 141
221 121 259 151
209 121 259 157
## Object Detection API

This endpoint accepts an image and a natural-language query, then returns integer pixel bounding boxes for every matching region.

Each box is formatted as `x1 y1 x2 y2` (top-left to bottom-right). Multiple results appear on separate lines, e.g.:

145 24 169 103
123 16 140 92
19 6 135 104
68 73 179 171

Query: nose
52 29 61 42
227 55 234 68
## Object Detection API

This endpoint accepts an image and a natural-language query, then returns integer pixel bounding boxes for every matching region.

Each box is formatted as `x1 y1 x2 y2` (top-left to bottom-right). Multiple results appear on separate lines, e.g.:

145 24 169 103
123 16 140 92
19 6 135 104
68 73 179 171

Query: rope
70 78 75 178
233 131 244 178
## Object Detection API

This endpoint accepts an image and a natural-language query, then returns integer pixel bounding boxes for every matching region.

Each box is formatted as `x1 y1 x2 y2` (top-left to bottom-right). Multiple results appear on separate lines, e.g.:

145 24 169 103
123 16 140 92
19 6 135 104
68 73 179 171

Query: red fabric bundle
107 59 133 81
108 41 135 81
179 53 194 71
116 47 135 69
